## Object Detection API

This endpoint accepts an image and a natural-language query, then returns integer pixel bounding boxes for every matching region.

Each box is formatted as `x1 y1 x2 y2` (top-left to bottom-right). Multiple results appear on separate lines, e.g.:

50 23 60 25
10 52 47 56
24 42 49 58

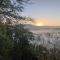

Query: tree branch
0 0 4 5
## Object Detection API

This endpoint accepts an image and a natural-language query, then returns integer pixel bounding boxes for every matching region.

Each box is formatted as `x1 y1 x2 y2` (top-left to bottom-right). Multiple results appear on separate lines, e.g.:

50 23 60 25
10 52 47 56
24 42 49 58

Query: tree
0 21 36 60
8 24 35 60
0 0 31 18
0 22 13 60
0 0 38 60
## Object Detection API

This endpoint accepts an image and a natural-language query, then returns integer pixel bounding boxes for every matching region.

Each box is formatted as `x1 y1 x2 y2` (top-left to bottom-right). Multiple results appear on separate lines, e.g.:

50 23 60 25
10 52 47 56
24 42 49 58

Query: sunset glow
23 0 60 26
32 19 60 26
32 22 44 26
35 23 44 26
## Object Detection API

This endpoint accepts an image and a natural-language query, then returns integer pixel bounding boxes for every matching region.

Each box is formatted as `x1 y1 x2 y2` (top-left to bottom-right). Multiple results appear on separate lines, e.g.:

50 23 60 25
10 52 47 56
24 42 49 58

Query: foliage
0 21 37 60
0 0 31 18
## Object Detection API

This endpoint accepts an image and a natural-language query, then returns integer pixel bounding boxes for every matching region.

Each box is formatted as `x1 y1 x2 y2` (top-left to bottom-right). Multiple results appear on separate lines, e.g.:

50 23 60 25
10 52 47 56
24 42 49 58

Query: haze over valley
25 24 60 49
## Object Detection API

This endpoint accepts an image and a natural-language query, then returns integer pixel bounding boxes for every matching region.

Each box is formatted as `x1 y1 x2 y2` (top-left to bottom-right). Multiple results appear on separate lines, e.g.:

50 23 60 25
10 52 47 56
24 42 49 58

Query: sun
32 22 44 26
32 20 44 26
35 23 44 26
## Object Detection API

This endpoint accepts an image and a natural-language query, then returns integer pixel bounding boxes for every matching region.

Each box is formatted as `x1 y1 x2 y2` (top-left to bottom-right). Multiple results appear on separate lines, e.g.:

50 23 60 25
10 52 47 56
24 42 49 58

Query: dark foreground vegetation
0 21 60 60
0 21 37 60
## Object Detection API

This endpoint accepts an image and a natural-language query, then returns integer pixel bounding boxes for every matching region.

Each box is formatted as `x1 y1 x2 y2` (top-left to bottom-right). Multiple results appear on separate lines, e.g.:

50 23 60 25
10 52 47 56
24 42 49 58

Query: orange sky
32 18 60 26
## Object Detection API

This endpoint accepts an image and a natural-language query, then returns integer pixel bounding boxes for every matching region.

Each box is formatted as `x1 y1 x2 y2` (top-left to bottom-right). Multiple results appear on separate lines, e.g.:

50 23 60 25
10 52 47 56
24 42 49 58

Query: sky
22 0 60 26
